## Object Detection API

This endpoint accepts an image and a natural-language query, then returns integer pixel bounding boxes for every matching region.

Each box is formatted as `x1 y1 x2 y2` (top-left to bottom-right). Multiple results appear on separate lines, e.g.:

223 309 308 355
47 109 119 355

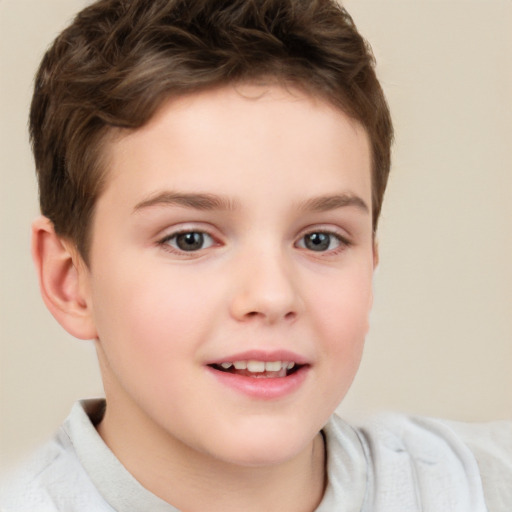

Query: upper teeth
220 361 295 372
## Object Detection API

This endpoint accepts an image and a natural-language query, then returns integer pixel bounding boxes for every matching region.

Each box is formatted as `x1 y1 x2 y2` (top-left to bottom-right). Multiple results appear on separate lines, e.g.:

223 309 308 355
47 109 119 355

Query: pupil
176 232 204 251
305 233 330 251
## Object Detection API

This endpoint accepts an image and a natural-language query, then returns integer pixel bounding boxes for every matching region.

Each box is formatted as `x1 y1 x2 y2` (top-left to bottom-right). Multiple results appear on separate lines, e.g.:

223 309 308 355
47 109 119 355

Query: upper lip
206 349 310 366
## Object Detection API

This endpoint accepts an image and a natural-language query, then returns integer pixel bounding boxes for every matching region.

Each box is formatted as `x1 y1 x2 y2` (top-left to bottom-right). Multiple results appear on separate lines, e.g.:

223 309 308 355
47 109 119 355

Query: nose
229 247 303 324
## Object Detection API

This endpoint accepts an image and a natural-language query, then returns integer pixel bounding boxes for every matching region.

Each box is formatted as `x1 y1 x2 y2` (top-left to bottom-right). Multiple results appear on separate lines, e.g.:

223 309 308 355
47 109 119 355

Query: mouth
206 353 310 399
208 360 304 379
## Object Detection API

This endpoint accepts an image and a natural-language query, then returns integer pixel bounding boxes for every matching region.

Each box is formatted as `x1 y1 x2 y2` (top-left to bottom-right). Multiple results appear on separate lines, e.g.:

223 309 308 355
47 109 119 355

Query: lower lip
206 366 309 400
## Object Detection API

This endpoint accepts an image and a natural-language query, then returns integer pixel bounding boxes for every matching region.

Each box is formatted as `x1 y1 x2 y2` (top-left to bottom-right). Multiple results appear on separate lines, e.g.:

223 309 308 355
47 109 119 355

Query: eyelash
158 229 217 255
295 230 351 255
157 228 351 256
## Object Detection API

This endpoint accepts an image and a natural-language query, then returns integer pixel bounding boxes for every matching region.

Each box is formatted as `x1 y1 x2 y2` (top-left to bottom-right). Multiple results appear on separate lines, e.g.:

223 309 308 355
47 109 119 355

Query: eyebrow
133 192 238 212
133 191 369 215
297 194 369 213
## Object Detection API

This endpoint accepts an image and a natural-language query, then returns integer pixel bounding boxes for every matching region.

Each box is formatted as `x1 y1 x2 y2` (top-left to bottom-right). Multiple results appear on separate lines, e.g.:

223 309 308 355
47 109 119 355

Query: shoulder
329 413 512 512
0 405 113 512
442 418 512 511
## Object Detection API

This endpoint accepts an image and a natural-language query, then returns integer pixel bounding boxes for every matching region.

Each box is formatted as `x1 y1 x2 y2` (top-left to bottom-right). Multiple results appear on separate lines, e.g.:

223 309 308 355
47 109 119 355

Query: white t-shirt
1 399 511 511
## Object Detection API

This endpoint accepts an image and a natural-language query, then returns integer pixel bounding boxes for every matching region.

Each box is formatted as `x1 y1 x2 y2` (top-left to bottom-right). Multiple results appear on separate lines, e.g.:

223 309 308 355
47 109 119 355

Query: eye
162 231 215 252
296 231 346 252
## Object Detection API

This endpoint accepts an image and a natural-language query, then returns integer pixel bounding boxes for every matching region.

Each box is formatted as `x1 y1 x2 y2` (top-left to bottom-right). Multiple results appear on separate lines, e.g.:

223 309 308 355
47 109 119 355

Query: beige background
1 0 511 473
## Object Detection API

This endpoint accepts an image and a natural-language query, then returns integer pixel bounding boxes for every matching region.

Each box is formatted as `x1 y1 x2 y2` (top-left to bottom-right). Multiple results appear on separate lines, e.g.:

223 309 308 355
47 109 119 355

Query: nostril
244 310 296 321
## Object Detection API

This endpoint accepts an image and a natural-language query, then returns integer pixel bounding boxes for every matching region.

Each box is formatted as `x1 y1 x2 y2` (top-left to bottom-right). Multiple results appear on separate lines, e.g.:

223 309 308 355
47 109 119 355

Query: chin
204 423 318 468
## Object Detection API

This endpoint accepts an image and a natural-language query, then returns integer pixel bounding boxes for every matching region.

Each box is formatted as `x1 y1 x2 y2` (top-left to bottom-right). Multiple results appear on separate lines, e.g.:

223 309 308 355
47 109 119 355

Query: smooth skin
33 84 377 511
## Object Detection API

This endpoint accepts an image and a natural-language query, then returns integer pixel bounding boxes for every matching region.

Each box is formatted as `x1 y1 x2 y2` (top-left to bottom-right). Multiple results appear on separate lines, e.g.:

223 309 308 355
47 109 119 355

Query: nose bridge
230 239 301 323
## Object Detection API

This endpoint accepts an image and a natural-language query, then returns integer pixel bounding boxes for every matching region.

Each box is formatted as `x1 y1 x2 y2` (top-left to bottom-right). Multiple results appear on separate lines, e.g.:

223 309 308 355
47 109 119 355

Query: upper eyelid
161 227 212 238
296 224 351 240
157 223 220 240
161 229 214 242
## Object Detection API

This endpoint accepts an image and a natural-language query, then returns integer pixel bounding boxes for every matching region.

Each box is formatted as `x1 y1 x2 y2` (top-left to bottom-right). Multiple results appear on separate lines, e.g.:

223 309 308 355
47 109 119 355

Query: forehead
101 84 372 208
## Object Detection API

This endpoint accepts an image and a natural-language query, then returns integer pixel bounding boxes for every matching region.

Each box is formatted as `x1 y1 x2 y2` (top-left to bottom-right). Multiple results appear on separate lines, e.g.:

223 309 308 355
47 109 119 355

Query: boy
1 0 510 510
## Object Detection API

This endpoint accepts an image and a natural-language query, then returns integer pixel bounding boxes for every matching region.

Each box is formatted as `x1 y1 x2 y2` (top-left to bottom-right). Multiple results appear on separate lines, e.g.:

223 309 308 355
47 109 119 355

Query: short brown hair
30 0 393 262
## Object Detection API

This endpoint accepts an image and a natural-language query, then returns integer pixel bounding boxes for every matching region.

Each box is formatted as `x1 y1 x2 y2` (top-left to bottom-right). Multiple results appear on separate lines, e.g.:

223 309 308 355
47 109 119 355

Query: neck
97 399 326 512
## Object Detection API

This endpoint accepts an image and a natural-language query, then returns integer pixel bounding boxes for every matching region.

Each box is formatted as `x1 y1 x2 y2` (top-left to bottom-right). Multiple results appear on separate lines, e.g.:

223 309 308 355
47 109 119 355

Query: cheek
90 263 221 365
310 266 373 341
89 271 207 410
306 265 373 385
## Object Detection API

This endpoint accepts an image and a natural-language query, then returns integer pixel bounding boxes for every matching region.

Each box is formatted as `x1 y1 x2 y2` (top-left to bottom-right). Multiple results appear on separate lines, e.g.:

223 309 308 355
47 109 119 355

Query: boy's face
81 85 375 467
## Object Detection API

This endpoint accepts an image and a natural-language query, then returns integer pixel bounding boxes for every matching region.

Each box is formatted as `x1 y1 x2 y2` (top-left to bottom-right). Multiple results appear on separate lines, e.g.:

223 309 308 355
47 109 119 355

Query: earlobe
31 216 97 340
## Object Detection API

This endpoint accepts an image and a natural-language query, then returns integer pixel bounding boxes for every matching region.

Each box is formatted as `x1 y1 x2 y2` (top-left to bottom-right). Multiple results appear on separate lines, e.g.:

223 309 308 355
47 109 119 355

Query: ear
366 238 380 317
31 216 97 340
373 239 380 269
